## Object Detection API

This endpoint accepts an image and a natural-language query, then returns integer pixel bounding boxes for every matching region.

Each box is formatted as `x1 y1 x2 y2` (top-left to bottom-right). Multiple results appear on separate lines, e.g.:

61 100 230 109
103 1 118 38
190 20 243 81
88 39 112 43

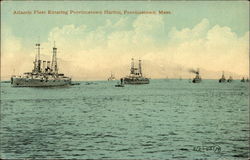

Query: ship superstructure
11 42 71 87
191 69 202 83
227 76 233 82
123 58 149 84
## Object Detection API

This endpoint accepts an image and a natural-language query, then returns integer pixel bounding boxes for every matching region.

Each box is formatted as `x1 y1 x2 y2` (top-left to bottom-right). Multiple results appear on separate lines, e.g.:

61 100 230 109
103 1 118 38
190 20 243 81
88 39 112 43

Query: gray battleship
11 42 71 87
227 76 233 82
240 77 249 82
219 71 226 83
123 58 149 84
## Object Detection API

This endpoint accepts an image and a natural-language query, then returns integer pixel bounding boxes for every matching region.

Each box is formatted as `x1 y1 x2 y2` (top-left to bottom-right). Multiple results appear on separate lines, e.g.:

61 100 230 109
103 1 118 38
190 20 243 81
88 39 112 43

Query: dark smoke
188 69 199 74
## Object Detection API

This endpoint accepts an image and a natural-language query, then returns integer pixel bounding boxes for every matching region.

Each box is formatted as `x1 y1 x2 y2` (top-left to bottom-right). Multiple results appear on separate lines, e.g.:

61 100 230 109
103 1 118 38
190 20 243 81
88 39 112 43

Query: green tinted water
0 80 249 159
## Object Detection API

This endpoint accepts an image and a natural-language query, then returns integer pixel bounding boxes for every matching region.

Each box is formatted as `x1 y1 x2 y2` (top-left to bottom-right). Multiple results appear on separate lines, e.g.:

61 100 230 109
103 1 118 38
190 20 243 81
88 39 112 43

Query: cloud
1 17 249 80
1 25 34 79
165 19 249 78
133 15 164 34
43 15 167 80
168 18 210 43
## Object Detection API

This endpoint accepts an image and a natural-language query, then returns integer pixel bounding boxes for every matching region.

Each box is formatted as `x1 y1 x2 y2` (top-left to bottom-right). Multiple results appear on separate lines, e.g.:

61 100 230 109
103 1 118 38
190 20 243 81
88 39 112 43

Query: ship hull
11 77 71 87
192 78 201 83
123 78 150 84
219 78 226 83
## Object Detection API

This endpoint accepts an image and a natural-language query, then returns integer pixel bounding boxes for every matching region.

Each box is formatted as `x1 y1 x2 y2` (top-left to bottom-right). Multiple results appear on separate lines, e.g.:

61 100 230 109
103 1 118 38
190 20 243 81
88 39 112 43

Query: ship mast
33 52 37 72
35 43 41 73
130 58 135 75
51 41 58 75
139 59 142 76
222 71 225 79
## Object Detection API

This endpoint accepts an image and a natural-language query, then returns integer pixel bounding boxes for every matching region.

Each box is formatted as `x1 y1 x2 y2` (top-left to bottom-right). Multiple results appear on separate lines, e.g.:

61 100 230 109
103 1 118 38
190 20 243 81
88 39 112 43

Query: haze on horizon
1 1 249 81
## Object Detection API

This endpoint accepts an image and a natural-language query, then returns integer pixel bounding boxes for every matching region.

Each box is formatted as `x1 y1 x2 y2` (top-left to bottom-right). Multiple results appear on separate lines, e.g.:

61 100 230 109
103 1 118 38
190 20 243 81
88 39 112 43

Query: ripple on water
0 80 248 159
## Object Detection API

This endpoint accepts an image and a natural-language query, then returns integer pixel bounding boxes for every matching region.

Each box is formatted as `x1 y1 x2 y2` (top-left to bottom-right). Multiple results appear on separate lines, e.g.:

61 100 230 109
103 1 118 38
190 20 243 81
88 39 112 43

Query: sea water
0 80 249 159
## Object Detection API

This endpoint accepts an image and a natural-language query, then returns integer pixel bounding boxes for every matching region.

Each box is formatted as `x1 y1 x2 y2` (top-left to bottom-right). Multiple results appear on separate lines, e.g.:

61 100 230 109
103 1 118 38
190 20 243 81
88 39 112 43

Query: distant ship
11 42 71 87
190 69 201 83
165 76 169 81
219 71 226 83
108 72 116 81
227 76 233 82
241 77 245 82
241 77 249 82
123 58 149 84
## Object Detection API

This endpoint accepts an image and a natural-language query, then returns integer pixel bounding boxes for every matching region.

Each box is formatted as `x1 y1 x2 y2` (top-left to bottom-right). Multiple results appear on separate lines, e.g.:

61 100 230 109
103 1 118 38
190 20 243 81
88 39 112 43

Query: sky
1 1 249 80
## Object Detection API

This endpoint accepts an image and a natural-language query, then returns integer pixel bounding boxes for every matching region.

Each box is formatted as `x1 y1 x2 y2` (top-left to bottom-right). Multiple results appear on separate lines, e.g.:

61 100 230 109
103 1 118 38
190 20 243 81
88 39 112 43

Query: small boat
71 82 80 85
115 84 124 87
85 82 97 85
115 78 125 87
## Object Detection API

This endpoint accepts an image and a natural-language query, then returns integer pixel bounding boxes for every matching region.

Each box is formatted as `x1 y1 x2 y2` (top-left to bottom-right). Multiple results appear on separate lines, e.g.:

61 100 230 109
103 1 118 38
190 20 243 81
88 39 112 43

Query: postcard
1 1 249 160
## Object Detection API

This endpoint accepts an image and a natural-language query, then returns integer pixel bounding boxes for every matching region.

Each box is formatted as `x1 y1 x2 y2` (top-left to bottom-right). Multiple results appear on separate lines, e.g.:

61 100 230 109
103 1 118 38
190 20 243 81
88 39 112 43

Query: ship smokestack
33 54 37 72
130 58 134 74
51 41 58 74
42 61 46 73
36 43 41 72
139 59 142 76
47 61 51 72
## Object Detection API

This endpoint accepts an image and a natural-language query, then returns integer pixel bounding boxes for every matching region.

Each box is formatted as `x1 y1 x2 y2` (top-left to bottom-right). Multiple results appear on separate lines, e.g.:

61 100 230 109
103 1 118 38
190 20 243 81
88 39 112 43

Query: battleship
123 58 149 84
219 71 226 83
241 77 245 82
190 69 202 83
11 42 71 87
165 76 169 82
241 77 249 82
227 76 233 82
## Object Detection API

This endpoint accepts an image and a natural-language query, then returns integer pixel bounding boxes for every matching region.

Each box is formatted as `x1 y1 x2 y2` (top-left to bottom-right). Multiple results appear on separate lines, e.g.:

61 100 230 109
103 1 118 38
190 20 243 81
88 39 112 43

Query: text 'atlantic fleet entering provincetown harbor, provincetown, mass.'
13 10 171 15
